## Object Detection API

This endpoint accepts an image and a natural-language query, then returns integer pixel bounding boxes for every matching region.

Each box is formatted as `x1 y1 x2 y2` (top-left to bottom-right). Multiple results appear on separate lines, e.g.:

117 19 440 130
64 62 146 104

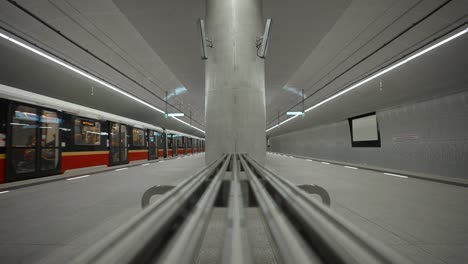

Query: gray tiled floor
266 153 468 264
0 154 206 264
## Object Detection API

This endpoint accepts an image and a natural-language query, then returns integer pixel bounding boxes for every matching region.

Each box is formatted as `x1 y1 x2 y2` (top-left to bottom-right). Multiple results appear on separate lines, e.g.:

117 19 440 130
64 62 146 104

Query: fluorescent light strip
321 162 330 165
171 116 205 133
115 168 128 171
266 115 299 132
0 32 206 133
66 175 90 181
167 113 184 117
266 27 468 132
344 166 358 170
286 111 304 116
384 172 408 179
0 190 10 194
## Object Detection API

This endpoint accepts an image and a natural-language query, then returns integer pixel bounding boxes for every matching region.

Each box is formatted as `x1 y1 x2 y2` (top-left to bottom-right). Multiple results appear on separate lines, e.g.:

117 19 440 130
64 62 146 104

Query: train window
167 135 173 148
41 110 60 147
74 118 101 145
156 132 164 148
40 110 60 171
132 128 145 146
11 148 36 173
11 105 37 147
111 123 120 163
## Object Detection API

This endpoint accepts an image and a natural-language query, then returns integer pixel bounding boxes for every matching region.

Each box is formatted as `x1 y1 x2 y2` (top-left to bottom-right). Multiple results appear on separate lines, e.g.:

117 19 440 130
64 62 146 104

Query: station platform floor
0 154 206 264
1 152 466 264
265 152 468 264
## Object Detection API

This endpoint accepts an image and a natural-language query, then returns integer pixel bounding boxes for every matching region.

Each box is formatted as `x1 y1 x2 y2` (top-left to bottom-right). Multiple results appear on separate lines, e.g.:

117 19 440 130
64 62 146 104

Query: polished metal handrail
70 152 412 264
222 154 253 264
155 154 231 263
242 154 412 264
239 154 323 264
71 154 228 264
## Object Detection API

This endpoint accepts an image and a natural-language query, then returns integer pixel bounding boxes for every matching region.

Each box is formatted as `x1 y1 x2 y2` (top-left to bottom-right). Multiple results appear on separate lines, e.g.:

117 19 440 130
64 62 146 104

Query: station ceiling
0 0 467 137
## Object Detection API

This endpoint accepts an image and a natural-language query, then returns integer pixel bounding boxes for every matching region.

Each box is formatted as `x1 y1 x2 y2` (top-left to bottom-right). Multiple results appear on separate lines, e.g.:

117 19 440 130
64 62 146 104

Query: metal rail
222 154 253 264
239 154 322 264
155 154 231 263
71 153 412 264
71 154 228 264
242 154 412 264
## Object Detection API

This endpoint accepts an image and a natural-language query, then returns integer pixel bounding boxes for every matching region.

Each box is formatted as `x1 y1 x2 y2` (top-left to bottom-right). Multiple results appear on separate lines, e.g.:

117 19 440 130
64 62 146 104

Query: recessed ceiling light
286 111 304 116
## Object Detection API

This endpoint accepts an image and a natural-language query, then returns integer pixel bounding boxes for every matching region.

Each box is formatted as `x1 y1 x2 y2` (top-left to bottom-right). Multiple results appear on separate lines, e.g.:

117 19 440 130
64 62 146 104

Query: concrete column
205 0 266 164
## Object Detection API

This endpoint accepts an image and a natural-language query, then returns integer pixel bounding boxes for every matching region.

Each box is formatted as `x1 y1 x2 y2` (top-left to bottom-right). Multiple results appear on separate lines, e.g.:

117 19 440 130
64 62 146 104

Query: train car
177 136 185 156
193 138 198 153
164 130 204 156
60 113 110 173
147 130 159 160
5 100 64 182
0 85 202 184
157 131 166 158
129 126 148 162
167 134 174 157
186 137 193 154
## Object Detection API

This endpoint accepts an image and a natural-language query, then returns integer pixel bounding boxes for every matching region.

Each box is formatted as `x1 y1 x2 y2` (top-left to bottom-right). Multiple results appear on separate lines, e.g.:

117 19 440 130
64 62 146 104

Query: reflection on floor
1 152 466 264
266 153 468 264
0 154 206 264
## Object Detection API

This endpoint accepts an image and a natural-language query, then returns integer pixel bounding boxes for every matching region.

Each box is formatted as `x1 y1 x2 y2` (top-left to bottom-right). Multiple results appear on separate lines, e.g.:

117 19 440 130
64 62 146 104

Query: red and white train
0 85 205 184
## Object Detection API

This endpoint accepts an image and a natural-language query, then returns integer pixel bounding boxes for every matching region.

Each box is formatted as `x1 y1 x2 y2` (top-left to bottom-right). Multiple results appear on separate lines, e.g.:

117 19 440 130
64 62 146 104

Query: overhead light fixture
171 116 205 133
0 32 205 133
266 27 468 133
286 112 304 116
166 113 184 117
266 114 299 132
197 19 213 60
257 18 273 59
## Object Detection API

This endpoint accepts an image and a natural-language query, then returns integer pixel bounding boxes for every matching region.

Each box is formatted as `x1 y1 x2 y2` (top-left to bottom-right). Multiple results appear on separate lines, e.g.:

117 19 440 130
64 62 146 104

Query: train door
178 136 185 156
6 102 61 182
109 122 129 166
148 130 158 160
156 131 165 158
187 138 192 154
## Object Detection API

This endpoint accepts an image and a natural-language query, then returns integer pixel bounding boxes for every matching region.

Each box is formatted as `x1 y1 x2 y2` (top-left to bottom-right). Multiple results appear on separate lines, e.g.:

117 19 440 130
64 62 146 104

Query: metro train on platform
0 85 205 184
